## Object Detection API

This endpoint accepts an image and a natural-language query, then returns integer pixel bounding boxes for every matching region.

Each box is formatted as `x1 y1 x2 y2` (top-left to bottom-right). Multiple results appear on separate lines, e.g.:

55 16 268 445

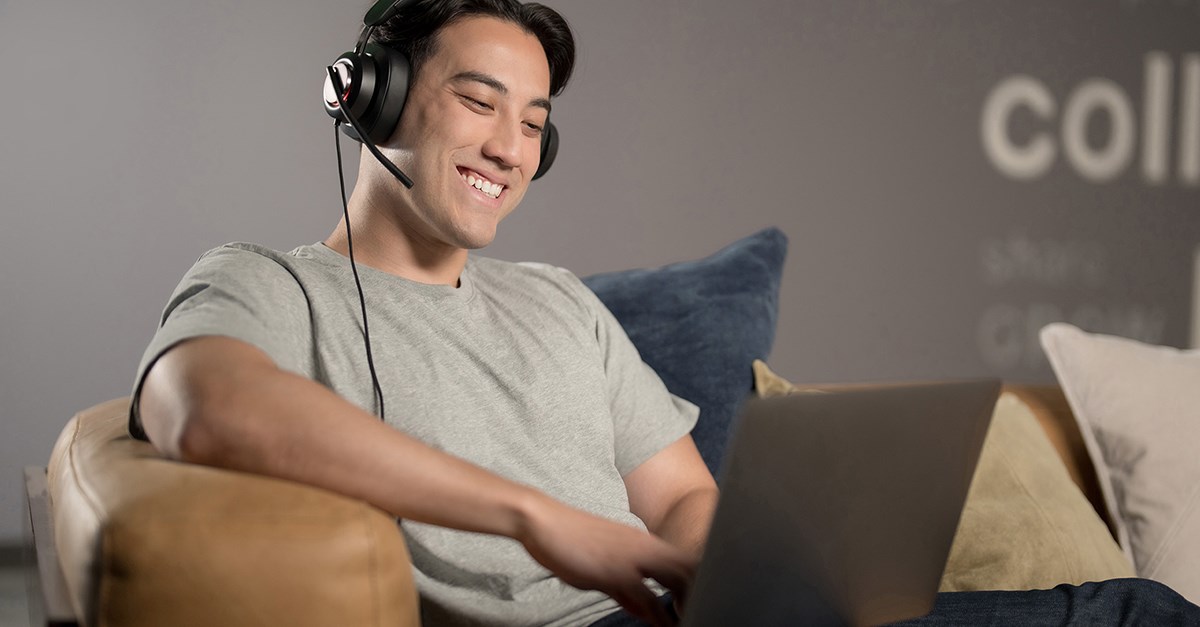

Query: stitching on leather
68 408 106 519
67 407 112 627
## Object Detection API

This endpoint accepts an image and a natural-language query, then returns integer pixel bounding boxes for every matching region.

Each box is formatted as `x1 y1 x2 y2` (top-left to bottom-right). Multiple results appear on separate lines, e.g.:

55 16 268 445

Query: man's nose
481 120 525 169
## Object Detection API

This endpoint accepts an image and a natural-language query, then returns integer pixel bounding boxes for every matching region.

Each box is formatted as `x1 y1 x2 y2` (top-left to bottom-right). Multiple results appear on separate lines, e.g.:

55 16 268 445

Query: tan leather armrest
47 398 419 627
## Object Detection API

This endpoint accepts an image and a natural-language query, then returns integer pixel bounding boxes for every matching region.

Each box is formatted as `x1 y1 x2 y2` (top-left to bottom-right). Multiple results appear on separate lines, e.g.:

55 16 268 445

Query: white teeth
460 170 503 198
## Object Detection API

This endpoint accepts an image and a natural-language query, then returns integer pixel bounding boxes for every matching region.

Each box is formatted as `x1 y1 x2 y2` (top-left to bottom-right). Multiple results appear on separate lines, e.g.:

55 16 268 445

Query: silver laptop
682 380 1000 627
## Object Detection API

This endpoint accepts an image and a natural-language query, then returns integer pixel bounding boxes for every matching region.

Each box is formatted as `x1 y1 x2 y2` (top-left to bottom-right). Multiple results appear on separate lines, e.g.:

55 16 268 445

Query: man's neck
324 200 468 288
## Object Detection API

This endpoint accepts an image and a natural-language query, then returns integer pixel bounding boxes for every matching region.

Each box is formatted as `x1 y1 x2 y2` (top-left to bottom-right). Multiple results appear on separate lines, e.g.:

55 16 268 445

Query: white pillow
1040 322 1200 603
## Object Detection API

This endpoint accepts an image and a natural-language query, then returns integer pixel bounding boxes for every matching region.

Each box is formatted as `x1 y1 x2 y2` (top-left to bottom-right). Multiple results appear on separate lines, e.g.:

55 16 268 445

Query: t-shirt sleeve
569 274 700 476
128 245 314 440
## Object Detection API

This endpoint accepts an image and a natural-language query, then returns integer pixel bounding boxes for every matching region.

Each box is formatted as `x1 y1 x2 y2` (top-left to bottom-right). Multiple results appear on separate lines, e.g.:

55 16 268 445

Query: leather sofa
37 397 419 627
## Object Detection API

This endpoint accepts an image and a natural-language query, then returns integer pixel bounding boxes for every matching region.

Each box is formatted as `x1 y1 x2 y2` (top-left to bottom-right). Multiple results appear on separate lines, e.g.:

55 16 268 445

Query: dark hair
373 0 576 97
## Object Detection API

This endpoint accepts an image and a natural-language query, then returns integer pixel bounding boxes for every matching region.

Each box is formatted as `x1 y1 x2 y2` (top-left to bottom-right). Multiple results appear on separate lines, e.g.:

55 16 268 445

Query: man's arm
140 335 693 627
623 436 720 562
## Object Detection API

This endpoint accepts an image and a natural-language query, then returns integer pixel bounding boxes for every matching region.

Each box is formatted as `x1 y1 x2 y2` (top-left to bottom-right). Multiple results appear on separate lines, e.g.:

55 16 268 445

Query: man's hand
517 496 695 627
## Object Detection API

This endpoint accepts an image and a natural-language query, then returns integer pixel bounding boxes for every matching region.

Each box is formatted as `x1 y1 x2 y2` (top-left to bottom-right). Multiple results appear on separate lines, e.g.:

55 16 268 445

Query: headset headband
365 0 408 28
356 0 408 53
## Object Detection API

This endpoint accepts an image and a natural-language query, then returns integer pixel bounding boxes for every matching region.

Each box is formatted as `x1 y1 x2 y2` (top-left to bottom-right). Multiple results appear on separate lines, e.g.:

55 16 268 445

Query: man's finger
646 566 690 600
614 582 673 627
640 556 693 608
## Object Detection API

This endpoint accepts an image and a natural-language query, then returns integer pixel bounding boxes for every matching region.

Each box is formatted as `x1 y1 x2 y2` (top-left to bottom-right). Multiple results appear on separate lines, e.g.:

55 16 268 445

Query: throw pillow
1040 322 1200 604
582 228 787 476
751 360 1134 592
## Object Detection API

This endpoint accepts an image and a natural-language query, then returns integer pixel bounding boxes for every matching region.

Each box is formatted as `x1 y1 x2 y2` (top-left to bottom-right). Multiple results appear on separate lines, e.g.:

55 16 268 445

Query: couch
25 228 1193 626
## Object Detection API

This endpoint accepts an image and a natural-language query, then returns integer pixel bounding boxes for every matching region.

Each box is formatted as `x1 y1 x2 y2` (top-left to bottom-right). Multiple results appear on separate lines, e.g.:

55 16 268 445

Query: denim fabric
581 227 787 477
892 579 1200 627
589 580 1200 626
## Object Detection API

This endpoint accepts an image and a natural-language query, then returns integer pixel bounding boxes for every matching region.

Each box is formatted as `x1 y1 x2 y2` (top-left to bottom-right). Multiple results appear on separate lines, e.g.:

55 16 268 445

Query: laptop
682 379 1000 627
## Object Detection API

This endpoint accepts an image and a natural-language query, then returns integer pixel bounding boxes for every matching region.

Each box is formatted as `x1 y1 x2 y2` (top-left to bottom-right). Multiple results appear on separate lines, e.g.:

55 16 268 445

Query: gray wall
2 0 1197 542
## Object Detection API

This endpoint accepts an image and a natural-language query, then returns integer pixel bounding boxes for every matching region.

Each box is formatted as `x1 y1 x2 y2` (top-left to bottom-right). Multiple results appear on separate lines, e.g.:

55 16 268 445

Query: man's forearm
652 487 719 560
141 336 543 539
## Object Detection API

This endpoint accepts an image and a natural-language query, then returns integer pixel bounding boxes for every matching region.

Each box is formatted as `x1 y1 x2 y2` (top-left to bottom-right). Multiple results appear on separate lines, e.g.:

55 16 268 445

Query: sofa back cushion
583 227 787 477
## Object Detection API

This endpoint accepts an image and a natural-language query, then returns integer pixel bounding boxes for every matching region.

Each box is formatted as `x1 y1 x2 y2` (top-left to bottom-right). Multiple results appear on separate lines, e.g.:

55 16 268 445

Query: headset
321 0 560 186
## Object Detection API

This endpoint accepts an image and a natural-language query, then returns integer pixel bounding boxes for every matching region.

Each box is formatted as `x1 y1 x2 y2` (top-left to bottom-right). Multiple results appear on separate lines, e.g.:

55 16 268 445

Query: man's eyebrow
450 70 552 113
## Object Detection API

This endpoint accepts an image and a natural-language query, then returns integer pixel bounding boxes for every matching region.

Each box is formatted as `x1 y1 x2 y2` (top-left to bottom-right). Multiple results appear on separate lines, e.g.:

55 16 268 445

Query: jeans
587 579 1200 626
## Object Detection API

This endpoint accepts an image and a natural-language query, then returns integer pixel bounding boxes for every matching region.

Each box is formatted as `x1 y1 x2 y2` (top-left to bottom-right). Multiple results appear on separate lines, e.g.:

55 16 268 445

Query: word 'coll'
982 52 1200 185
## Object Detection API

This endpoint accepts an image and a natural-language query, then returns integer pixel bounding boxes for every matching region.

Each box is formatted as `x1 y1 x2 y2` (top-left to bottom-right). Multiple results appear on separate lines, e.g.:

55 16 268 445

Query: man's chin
453 226 500 251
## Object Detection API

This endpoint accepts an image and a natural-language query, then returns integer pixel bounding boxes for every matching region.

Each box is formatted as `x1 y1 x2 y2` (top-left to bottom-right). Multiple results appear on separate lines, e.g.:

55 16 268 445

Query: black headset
322 0 560 185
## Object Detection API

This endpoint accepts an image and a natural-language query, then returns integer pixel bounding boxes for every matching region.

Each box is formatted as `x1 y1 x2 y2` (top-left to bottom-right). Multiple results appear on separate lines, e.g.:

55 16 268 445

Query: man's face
378 16 552 251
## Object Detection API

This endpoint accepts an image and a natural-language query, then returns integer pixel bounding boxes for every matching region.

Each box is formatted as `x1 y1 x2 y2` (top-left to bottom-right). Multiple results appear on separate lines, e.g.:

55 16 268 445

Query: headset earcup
533 120 557 180
361 42 411 144
324 51 376 140
323 45 410 144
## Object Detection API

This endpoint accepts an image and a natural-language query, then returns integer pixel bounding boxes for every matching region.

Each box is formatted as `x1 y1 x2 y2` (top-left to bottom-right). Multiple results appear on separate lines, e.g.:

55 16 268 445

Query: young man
133 1 1200 626
133 1 715 625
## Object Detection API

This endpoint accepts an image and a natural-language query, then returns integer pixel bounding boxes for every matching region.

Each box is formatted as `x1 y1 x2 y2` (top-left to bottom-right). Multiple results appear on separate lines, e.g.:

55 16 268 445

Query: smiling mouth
458 167 505 199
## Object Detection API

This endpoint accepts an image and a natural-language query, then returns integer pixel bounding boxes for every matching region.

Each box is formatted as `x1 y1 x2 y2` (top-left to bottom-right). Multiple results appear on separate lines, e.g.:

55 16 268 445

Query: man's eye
461 96 493 111
524 122 544 135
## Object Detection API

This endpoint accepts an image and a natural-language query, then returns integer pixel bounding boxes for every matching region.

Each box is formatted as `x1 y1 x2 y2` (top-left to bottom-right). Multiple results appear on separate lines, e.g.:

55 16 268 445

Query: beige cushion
751 361 1134 592
47 398 420 627
939 392 1134 590
1003 385 1115 534
1041 323 1200 604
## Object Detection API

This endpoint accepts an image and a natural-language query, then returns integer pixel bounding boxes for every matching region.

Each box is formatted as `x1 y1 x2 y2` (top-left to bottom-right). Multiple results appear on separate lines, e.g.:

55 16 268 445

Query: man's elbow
172 402 227 466
137 344 245 466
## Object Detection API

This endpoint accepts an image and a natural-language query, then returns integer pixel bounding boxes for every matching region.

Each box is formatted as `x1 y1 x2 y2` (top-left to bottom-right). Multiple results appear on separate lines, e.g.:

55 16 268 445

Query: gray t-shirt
131 242 699 627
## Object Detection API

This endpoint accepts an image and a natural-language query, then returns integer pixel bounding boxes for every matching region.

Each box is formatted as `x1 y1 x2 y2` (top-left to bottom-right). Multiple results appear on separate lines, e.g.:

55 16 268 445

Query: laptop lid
682 379 1000 627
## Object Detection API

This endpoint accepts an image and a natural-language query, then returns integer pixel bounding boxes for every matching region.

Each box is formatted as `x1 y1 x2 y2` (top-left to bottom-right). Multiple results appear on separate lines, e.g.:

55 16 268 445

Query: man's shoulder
470 256 587 293
168 242 355 308
469 256 602 311
471 256 569 278
186 242 334 279
195 241 317 265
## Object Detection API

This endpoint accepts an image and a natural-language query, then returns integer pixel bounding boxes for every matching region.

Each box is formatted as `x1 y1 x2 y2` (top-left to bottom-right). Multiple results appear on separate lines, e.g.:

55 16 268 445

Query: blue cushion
582 227 787 477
